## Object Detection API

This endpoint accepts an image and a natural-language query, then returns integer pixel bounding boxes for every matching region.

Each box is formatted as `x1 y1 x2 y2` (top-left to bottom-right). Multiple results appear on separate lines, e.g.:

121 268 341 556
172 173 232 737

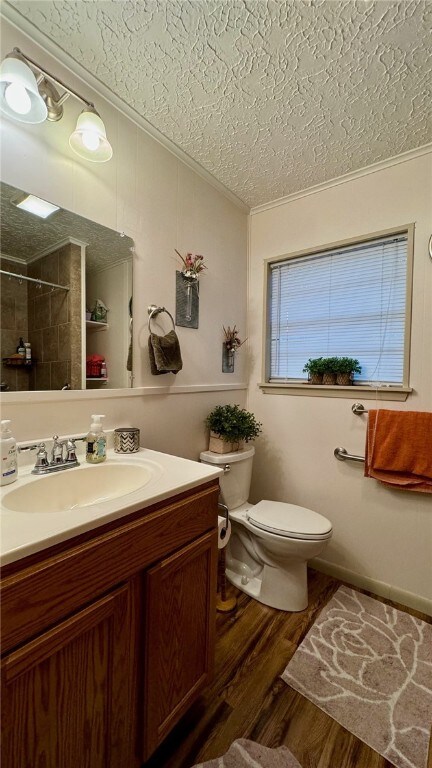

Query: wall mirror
0 182 134 392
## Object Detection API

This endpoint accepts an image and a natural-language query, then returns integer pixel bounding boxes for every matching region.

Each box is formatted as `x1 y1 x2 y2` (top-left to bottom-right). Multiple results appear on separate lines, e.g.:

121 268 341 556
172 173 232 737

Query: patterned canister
114 427 140 453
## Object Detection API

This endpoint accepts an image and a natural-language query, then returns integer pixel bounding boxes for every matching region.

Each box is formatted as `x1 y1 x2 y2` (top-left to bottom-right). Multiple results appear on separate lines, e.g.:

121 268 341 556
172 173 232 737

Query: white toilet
200 446 332 612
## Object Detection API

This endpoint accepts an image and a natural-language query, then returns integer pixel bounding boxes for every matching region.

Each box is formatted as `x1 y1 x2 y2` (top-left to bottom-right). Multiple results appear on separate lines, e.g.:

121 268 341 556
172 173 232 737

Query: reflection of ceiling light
0 48 113 163
15 194 60 219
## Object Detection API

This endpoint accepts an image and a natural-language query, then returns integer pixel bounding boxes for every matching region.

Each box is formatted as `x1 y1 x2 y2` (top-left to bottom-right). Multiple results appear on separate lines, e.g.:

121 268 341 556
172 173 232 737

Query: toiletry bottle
100 360 107 379
24 342 31 363
86 415 107 463
17 337 25 357
1 420 18 485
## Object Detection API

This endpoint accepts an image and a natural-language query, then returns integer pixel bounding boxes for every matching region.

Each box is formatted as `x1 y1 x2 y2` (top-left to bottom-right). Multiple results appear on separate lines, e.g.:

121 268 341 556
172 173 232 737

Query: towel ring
147 304 175 333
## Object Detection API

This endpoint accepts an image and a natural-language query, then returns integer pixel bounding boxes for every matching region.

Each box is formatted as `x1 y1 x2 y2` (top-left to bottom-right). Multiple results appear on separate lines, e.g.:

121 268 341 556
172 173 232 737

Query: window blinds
269 234 408 383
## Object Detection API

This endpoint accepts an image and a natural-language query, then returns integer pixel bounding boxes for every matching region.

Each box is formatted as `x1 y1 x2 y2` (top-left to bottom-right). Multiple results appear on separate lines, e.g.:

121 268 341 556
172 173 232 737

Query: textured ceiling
1 183 133 271
7 0 432 208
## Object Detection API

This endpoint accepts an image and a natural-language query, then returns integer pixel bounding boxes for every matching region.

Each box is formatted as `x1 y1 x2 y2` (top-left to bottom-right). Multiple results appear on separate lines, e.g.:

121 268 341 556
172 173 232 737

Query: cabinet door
142 530 218 759
1 583 138 768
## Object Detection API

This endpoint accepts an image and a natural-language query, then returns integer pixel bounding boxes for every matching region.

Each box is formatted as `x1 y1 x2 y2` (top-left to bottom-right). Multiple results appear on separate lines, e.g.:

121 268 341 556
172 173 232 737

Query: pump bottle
1 420 18 485
86 414 107 463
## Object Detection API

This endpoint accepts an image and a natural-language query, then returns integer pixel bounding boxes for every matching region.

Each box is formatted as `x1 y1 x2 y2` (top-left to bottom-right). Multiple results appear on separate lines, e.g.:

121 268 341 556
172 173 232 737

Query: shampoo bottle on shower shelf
1 420 18 486
86 414 107 464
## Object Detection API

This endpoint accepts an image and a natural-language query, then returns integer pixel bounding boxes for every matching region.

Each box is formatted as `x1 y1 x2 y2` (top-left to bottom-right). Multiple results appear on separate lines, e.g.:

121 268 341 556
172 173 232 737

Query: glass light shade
69 108 113 162
0 57 47 123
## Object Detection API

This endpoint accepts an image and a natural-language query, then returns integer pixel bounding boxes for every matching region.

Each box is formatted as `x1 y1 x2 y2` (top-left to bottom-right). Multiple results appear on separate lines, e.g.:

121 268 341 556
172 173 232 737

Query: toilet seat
246 500 332 541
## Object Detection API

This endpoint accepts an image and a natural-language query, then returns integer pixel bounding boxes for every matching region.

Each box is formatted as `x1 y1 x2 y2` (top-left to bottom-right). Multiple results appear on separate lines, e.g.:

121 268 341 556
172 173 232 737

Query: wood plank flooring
145 568 432 768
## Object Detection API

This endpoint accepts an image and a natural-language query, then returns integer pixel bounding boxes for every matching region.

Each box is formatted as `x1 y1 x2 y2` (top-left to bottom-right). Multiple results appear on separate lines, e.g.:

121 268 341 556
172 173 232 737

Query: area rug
192 739 302 767
281 586 432 768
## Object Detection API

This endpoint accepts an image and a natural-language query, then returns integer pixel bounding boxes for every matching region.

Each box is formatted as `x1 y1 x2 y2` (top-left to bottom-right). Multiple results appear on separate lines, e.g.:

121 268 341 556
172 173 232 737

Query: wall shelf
86 320 109 331
2 358 35 368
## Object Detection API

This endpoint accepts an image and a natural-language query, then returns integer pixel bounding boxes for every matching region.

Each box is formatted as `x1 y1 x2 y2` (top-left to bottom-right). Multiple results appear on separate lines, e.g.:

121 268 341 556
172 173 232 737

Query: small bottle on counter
1 420 18 486
24 342 31 363
100 360 107 379
17 338 25 357
86 414 107 463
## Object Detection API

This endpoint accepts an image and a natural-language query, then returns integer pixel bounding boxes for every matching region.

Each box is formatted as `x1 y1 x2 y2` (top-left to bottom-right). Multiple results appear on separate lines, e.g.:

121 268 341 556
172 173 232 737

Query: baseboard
311 558 432 617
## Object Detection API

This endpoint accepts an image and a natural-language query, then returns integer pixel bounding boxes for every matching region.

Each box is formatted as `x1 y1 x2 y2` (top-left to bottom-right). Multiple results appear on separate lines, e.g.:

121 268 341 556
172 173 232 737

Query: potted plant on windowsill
303 357 326 384
205 404 262 454
320 357 340 385
335 357 361 386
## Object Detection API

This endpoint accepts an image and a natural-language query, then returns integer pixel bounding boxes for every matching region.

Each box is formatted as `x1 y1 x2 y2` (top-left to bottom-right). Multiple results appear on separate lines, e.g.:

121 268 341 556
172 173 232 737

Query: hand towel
365 409 432 493
148 330 183 375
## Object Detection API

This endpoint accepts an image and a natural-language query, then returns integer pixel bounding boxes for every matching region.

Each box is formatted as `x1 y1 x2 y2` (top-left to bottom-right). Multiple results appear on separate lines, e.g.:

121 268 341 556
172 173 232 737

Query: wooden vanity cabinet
1 481 219 768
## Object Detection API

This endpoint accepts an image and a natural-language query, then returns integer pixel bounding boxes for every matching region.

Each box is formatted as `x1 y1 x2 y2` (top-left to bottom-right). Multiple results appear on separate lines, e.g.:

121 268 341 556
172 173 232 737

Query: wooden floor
145 568 432 768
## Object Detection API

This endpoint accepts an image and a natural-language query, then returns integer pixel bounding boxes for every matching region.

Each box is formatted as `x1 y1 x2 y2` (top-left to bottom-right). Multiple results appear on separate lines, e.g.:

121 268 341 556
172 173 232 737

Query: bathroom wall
86 260 132 390
0 20 248 451
248 152 432 613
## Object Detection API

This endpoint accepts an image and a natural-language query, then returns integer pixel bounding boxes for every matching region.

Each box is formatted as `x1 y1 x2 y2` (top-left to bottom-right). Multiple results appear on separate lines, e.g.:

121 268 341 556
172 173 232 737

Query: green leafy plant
322 357 341 374
205 404 262 443
334 357 362 375
302 357 326 375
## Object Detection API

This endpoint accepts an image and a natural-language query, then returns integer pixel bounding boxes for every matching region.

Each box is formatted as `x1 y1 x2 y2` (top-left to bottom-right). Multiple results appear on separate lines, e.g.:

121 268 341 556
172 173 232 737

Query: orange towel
365 409 432 493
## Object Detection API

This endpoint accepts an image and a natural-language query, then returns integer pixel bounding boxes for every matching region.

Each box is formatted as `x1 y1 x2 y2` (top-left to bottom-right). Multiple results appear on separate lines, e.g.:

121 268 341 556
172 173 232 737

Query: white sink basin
2 462 154 514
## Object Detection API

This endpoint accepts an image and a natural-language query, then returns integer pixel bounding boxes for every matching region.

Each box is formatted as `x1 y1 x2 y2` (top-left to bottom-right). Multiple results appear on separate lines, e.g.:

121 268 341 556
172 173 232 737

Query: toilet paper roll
218 514 231 549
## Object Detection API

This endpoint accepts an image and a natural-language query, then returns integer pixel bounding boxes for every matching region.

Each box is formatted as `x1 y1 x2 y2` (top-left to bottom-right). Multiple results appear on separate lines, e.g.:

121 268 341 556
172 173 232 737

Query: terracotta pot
322 372 337 385
336 372 353 386
209 432 244 454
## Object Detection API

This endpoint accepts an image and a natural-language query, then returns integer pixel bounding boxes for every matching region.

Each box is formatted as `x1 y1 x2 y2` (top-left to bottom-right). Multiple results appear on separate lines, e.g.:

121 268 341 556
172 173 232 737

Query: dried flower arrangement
175 249 207 280
223 325 246 352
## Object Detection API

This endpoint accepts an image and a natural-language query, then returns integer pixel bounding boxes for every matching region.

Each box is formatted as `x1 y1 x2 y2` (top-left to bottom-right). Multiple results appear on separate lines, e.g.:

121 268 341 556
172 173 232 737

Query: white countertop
0 448 222 566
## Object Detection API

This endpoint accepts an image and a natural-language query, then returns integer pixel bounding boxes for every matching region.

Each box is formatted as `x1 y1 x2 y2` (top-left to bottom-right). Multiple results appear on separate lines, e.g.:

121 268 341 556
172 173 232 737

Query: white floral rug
282 586 432 768
192 739 302 767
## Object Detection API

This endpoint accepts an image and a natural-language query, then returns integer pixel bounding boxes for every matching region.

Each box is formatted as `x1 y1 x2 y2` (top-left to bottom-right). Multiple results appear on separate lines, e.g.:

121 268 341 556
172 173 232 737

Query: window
265 226 413 388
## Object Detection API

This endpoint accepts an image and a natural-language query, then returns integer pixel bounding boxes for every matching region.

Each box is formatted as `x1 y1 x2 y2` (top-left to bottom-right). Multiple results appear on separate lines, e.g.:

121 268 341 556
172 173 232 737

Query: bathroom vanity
0 449 221 767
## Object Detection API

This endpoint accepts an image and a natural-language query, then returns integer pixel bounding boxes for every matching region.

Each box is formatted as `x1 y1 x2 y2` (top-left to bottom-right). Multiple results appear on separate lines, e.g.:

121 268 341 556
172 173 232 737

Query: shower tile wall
0 258 29 391
26 242 82 391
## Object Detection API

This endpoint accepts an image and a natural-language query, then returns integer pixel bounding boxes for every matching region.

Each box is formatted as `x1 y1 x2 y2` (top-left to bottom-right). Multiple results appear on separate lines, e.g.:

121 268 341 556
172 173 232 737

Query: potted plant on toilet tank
205 404 262 454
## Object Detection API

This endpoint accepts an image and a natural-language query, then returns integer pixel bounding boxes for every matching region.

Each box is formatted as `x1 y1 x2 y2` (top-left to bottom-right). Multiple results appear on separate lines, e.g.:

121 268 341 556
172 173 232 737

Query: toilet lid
246 500 332 540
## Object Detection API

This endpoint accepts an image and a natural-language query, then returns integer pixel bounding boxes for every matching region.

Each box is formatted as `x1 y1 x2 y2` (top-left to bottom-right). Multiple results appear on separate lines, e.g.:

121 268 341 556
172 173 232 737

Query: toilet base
225 555 308 612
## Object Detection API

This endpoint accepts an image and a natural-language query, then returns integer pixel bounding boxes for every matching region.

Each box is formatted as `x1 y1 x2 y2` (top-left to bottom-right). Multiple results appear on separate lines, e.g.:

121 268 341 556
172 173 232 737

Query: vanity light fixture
14 193 60 219
0 48 113 163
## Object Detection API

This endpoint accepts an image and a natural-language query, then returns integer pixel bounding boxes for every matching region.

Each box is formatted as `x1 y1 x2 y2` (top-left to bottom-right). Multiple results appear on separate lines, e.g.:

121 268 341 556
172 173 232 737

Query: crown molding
250 143 432 215
28 236 88 264
0 3 250 214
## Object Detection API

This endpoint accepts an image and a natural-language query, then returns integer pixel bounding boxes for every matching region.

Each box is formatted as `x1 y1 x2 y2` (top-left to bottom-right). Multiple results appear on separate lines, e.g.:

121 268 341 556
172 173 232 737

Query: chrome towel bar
352 402 368 415
334 447 365 463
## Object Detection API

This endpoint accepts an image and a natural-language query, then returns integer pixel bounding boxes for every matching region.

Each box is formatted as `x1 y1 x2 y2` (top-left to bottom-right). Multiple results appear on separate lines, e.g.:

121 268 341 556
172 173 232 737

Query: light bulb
81 130 100 152
4 81 31 115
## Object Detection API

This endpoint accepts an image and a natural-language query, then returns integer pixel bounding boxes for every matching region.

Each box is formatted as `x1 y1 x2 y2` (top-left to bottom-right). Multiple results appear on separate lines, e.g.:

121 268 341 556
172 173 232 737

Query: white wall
248 153 432 613
0 20 248 453
86 261 131 389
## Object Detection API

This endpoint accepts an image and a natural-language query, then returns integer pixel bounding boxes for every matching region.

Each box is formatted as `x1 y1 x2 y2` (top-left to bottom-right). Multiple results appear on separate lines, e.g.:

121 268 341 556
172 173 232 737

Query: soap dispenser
1 420 18 485
86 414 107 464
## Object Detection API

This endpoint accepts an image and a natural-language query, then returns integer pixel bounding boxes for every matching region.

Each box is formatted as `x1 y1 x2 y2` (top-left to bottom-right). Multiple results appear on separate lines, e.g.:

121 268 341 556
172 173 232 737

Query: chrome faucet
19 436 83 475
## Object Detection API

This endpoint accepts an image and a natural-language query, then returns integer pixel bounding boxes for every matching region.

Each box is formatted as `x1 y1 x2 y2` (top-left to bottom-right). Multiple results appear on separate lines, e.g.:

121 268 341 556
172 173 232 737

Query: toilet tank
199 446 255 510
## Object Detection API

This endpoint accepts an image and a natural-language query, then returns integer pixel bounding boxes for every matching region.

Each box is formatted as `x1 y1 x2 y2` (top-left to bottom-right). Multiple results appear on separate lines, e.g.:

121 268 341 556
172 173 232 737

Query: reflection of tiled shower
0 259 28 391
0 243 82 391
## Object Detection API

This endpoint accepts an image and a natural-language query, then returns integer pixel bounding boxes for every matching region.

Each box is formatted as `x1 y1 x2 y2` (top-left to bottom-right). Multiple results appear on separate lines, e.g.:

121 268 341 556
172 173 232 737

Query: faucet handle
34 443 48 469
65 439 79 465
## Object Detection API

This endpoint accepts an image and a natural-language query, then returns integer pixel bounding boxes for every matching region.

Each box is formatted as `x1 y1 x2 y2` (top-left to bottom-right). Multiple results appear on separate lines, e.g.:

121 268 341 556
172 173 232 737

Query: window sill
258 383 412 400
